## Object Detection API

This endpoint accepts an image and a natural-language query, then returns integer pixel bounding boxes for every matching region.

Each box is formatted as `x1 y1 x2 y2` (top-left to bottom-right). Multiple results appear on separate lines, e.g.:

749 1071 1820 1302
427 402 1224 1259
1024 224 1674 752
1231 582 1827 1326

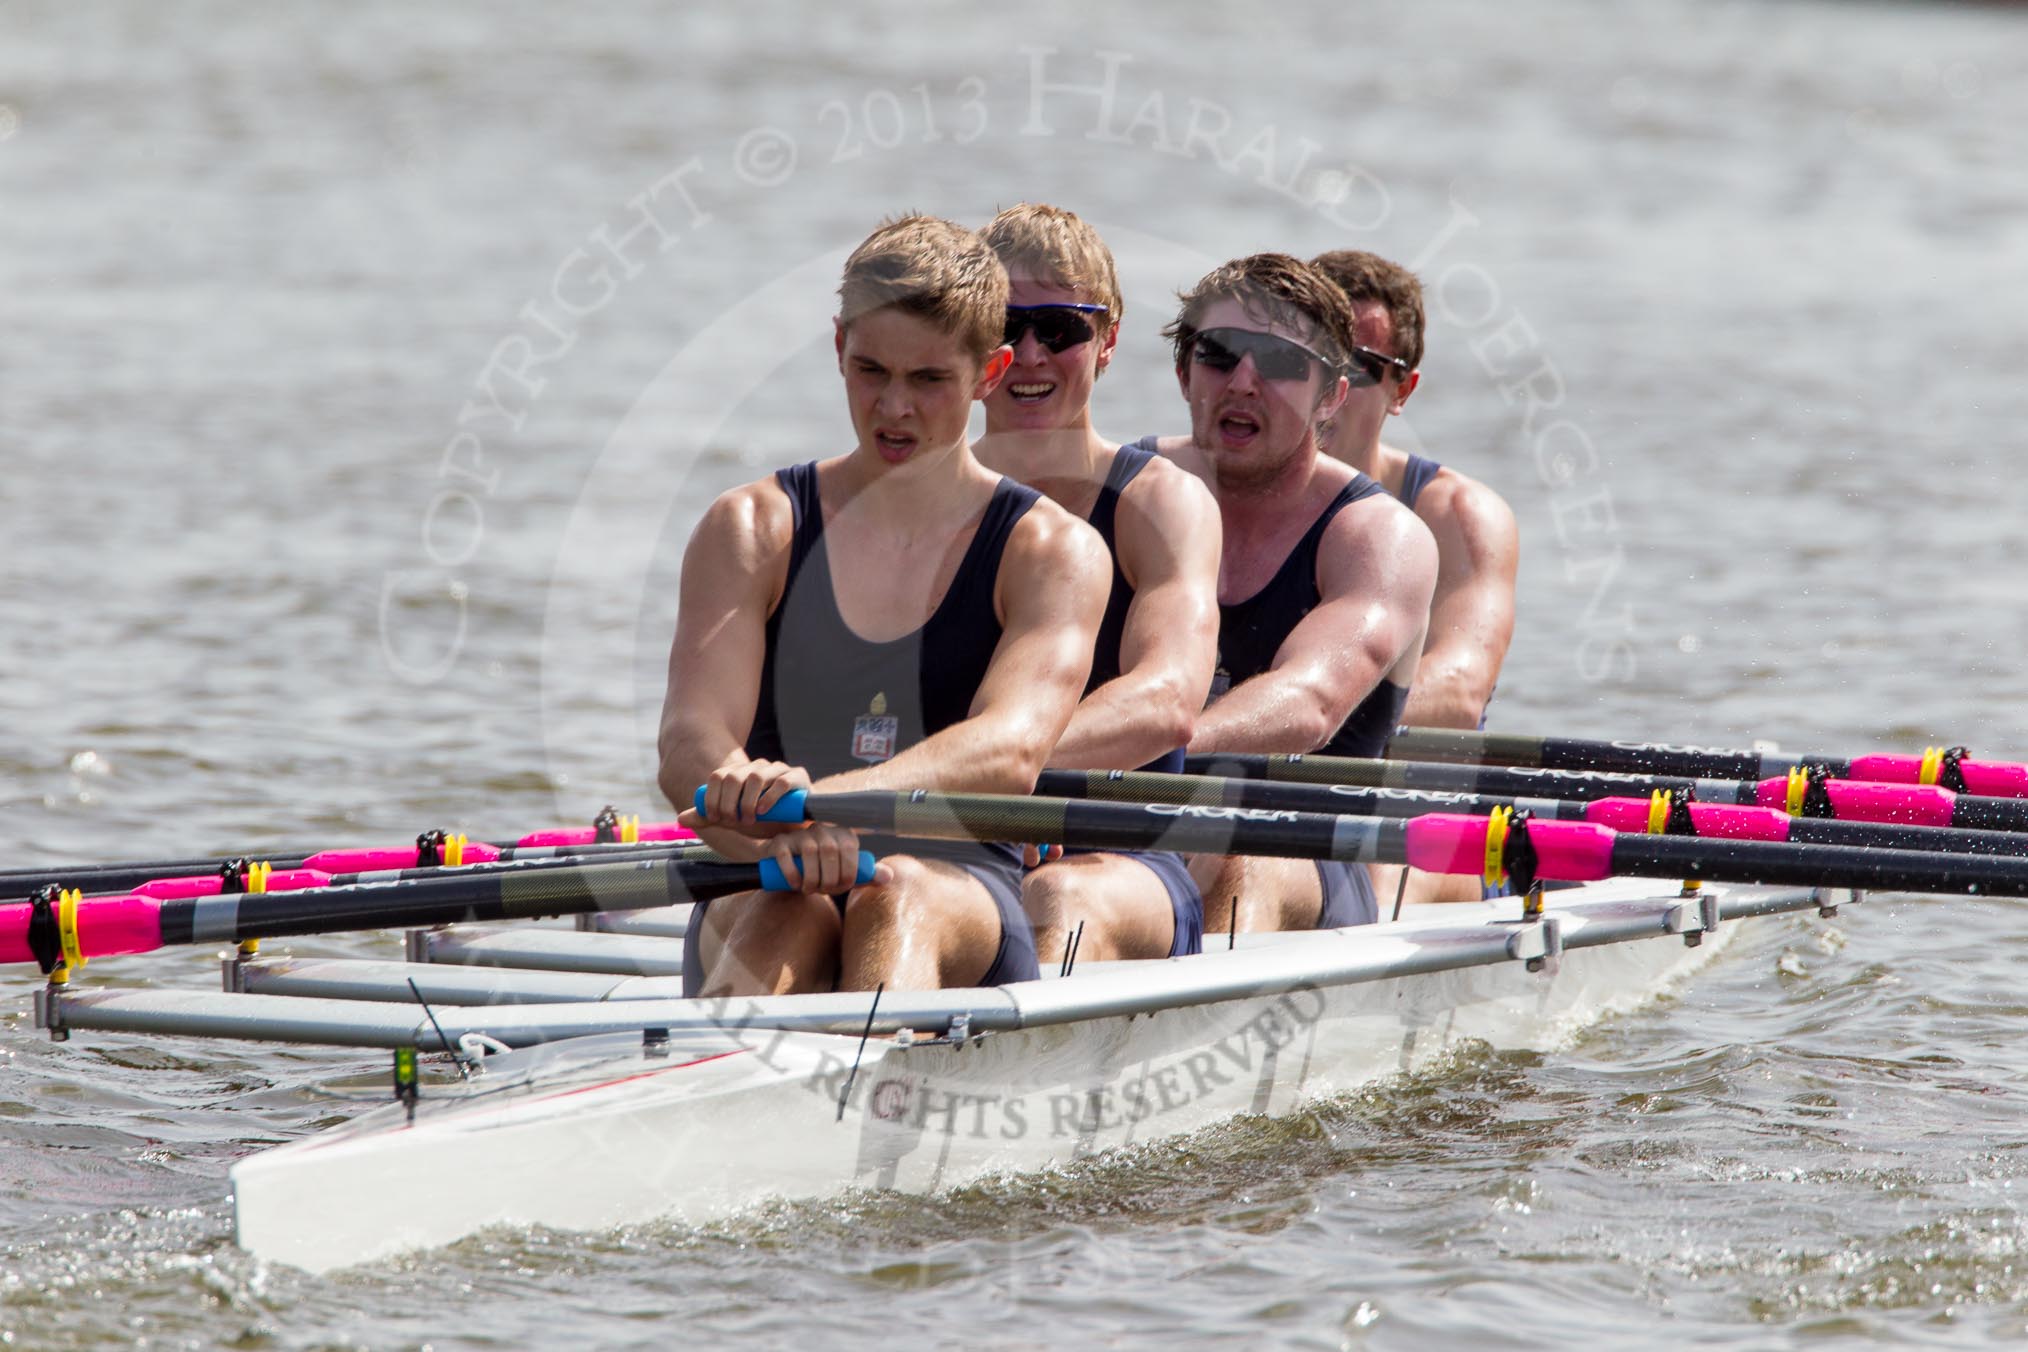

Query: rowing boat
32 873 1850 1273
39 762 2028 1274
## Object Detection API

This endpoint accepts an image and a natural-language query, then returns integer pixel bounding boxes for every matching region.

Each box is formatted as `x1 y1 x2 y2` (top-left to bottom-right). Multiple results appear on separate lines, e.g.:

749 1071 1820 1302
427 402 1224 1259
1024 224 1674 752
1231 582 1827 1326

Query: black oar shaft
153 858 765 946
1386 727 1850 781
1946 797 2028 834
1614 835 2028 894
799 790 2028 900
1786 817 2026 856
1 855 283 896
1043 769 2028 859
1184 753 2028 838
804 789 1395 862
2 839 697 900
1184 752 1712 802
1039 767 1585 820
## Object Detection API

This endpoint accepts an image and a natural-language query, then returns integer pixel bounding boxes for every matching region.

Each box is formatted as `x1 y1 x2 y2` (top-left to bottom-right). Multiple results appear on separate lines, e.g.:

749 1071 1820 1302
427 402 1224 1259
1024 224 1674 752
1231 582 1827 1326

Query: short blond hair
980 203 1122 335
838 215 1009 361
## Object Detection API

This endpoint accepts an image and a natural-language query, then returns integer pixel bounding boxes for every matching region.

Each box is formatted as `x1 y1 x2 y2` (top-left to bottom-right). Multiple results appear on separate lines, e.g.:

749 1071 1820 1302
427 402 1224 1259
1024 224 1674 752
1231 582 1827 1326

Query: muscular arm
809 502 1110 795
655 484 790 857
1189 498 1438 755
1048 464 1221 770
1400 475 1518 730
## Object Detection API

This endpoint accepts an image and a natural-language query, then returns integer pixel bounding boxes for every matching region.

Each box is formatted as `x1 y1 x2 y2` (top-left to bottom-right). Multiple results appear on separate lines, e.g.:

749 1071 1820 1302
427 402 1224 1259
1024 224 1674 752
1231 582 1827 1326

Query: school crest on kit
851 691 899 764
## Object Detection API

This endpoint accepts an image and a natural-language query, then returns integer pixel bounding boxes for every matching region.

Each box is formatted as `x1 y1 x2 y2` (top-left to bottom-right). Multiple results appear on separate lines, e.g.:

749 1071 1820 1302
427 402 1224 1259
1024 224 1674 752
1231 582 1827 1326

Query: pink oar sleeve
130 868 334 899
1402 814 1617 882
300 843 504 871
1749 778 1956 827
1 896 161 966
1583 798 1791 841
514 822 694 847
1847 755 2028 800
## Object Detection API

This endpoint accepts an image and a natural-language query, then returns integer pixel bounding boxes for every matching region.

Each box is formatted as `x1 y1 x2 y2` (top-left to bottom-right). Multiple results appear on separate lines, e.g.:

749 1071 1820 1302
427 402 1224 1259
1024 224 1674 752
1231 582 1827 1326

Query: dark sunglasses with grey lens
1004 303 1107 353
1346 344 1413 389
1190 327 1336 383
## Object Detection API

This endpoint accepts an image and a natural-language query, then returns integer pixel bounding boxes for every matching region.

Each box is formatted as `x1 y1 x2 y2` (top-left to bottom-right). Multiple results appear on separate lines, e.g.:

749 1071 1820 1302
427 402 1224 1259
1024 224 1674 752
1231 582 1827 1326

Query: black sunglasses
1347 344 1413 389
1004 303 1107 353
1190 327 1339 384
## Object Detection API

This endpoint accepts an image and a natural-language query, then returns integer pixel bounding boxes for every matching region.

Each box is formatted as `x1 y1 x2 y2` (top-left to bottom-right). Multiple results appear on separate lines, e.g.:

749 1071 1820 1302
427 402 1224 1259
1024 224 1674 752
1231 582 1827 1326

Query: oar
1 852 873 978
1388 726 2028 798
707 786 2028 900
1181 753 2028 835
1036 768 2028 858
0 810 696 898
113 841 710 900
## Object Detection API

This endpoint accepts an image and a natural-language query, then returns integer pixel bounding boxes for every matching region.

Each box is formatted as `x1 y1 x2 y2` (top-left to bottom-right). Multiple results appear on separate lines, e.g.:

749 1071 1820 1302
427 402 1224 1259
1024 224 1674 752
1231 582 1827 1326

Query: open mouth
1007 382 1057 405
1217 411 1262 445
874 430 917 459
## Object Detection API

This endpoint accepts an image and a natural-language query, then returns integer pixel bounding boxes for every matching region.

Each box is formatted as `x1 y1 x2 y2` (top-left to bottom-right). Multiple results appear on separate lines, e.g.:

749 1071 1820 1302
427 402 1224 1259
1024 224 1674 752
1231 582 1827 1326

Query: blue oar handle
755 851 876 892
693 786 809 823
693 787 866 889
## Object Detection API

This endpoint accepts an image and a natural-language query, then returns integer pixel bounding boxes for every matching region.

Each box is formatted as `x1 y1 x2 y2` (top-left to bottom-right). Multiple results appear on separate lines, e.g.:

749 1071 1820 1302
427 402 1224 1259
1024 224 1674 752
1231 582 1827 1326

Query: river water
4 1 2028 1346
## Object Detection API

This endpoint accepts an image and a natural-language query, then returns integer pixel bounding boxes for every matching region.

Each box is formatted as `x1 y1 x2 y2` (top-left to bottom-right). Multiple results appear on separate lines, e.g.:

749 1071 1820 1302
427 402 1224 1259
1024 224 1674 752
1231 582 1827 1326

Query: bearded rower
1149 253 1437 934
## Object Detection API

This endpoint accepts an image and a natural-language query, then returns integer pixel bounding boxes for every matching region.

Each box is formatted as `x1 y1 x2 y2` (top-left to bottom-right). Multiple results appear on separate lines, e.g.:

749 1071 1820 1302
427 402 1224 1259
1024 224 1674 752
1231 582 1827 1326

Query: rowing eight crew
658 209 1517 998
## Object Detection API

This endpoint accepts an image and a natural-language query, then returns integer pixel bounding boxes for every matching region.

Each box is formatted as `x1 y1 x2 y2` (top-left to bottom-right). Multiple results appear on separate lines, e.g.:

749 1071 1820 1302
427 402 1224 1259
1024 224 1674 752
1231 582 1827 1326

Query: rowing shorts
959 841 1041 985
1050 847 1204 958
680 841 1037 996
1315 859 1378 928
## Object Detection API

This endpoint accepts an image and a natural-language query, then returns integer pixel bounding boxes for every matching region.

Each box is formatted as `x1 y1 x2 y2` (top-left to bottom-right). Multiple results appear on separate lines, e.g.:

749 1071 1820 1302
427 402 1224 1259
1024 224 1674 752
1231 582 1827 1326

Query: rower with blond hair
975 202 1222 963
663 214 1110 995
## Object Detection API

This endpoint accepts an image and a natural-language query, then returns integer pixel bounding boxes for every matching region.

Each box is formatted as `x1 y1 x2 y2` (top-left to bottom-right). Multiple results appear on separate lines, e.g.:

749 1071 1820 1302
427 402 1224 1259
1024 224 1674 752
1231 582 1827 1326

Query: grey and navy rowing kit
1056 441 1203 958
1391 452 1505 898
683 462 1041 994
1201 462 1410 929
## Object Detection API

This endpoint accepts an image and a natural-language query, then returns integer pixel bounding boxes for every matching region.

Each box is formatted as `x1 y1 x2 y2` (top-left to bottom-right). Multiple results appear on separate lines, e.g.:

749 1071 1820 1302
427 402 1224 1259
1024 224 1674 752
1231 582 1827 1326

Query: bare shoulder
1333 481 1435 551
1321 485 1437 587
1119 450 1219 529
686 475 797 581
1416 468 1518 553
1005 491 1110 579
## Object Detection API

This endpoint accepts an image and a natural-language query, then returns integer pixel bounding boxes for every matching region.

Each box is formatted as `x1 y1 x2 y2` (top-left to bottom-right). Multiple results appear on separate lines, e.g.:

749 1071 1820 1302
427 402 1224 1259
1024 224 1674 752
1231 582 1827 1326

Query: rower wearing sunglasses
1312 250 1519 906
975 204 1222 965
1150 254 1438 935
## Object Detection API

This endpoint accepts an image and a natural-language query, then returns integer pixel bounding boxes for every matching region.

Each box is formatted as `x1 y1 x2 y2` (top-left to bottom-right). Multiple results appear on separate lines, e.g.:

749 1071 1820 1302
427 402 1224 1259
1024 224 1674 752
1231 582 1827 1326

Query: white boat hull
232 878 1825 1273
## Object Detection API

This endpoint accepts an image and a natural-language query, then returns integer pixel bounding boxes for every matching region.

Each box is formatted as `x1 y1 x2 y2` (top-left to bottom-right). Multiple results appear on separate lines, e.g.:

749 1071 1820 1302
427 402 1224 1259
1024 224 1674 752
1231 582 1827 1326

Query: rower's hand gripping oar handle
753 854 875 891
697 786 810 824
692 789 876 888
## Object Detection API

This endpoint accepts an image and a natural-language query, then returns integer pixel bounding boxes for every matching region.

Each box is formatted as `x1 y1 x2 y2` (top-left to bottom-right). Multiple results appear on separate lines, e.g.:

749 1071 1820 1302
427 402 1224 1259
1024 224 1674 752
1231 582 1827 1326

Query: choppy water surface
5 1 2028 1345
